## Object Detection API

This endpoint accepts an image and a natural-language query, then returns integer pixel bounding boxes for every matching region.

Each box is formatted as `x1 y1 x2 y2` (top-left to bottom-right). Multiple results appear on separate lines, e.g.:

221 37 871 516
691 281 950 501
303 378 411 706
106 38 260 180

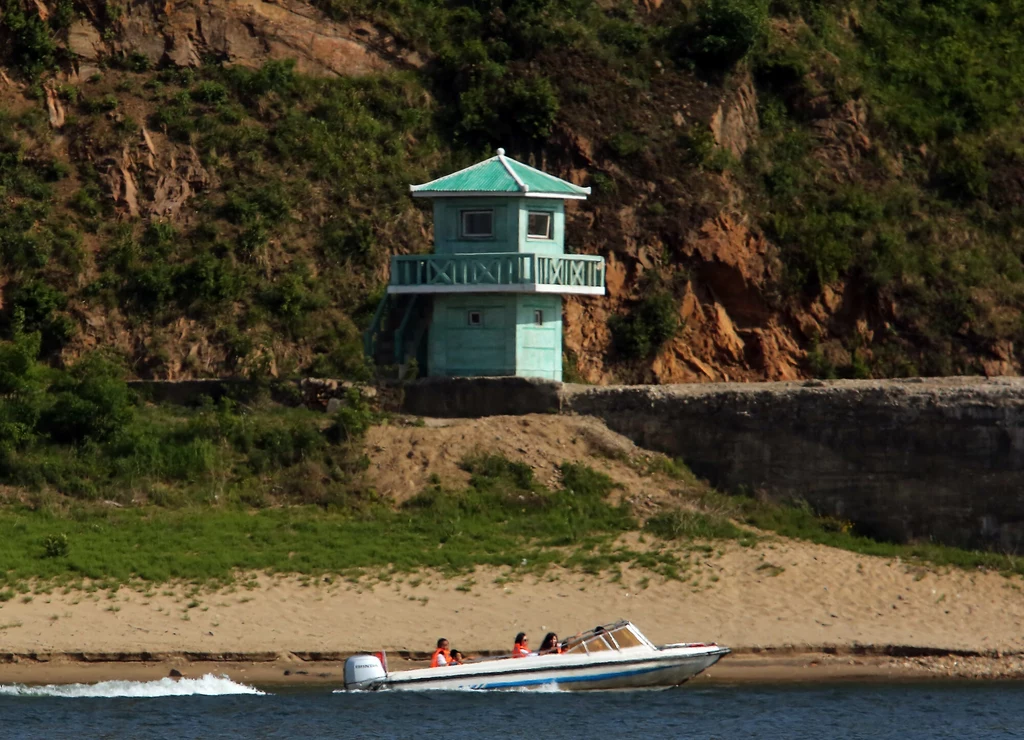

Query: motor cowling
344 654 386 691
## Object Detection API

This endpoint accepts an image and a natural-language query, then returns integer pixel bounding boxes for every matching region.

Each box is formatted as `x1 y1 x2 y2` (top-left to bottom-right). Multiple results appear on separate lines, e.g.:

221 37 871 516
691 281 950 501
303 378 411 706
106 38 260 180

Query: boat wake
0 674 265 698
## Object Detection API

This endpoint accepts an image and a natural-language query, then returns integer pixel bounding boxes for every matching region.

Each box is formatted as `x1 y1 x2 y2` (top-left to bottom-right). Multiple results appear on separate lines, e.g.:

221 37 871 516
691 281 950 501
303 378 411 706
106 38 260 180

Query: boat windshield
564 621 649 655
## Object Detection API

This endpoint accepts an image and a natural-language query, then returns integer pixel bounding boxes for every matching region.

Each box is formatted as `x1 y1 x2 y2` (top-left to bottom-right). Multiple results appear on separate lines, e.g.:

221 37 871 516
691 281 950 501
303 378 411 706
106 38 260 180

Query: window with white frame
461 210 493 238
527 211 552 239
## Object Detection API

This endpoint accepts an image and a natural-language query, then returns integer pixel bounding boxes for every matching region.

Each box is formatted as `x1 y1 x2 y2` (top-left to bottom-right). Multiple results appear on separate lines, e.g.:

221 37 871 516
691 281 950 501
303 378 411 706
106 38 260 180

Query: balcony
387 252 605 295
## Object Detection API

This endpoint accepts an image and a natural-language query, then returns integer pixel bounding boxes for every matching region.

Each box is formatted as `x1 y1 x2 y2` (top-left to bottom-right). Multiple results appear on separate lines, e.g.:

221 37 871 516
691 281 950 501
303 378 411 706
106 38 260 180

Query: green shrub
0 330 42 396
41 353 134 444
248 422 327 472
69 186 103 216
259 266 325 320
190 81 230 105
933 140 989 201
560 462 616 500
79 95 119 114
325 388 377 444
175 256 247 311
680 127 734 172
148 95 195 142
609 290 680 358
42 532 69 558
307 321 373 381
457 72 560 142
505 75 560 141
51 0 75 30
461 453 536 491
599 19 650 56
225 58 297 99
1 0 58 78
123 263 178 313
645 509 743 540
4 280 66 335
683 0 768 71
607 132 645 158
141 221 177 253
221 182 292 226
319 217 377 266
1 231 51 271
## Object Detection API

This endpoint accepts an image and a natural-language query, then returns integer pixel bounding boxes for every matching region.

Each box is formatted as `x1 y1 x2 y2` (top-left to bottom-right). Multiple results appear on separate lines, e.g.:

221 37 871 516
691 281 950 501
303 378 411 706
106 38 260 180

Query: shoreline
2 647 1024 686
4 539 1024 688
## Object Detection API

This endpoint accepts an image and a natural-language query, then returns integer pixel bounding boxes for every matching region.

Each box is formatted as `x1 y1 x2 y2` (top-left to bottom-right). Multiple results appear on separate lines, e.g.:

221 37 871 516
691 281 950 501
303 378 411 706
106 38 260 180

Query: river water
1 675 1020 738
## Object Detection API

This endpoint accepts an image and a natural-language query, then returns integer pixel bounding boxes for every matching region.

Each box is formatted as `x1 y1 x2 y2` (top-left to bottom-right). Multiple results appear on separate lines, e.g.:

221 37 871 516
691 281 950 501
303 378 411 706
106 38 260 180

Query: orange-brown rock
710 72 759 159
64 0 420 77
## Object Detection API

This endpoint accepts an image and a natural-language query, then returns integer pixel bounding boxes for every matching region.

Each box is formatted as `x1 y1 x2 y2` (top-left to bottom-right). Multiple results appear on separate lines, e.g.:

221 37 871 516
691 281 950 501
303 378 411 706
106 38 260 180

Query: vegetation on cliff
0 0 1021 381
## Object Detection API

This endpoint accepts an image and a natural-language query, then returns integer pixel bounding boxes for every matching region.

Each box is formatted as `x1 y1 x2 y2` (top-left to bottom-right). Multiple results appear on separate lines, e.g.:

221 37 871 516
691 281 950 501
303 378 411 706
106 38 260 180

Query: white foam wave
0 674 265 699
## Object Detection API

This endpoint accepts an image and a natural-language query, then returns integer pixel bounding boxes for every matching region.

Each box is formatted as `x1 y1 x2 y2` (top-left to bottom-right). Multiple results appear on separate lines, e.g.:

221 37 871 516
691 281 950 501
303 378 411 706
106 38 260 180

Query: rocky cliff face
1 0 1021 382
65 0 419 78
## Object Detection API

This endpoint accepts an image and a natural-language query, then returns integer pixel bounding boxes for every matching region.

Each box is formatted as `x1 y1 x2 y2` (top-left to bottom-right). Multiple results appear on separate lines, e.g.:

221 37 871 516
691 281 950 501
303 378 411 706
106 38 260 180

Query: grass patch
1 432 1020 586
0 448 714 588
644 509 750 543
715 491 1024 576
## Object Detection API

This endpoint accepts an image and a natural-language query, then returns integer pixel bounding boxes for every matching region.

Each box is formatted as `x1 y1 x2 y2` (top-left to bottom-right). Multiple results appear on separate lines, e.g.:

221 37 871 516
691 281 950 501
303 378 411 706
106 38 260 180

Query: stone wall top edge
560 377 1024 399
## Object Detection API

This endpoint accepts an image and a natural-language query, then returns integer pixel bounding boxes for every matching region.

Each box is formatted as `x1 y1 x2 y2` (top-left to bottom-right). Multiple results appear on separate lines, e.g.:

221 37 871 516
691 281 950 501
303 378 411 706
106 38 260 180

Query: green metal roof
410 149 591 199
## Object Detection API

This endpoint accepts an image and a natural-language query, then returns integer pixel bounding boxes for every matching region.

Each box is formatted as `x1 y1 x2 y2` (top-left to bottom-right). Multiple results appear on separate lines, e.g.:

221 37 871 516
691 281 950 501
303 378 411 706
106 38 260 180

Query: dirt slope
363 414 689 507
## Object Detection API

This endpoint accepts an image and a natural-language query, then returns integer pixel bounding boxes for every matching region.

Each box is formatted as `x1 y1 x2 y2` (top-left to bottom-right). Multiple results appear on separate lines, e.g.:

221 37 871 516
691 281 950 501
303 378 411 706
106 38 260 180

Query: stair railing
363 294 391 360
394 295 420 366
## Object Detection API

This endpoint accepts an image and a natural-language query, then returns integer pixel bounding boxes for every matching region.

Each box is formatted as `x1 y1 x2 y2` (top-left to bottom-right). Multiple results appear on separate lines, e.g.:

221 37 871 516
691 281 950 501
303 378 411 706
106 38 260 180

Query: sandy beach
3 538 1024 685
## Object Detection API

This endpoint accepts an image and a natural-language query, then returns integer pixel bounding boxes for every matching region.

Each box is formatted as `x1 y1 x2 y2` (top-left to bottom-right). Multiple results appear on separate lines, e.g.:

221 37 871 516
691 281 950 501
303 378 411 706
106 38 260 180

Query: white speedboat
343 621 729 692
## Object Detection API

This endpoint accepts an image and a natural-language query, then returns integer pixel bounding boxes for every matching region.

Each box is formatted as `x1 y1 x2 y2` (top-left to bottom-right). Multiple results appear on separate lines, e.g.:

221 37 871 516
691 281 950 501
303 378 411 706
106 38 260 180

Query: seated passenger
560 630 587 651
430 637 451 667
538 632 563 655
512 632 532 658
449 649 465 665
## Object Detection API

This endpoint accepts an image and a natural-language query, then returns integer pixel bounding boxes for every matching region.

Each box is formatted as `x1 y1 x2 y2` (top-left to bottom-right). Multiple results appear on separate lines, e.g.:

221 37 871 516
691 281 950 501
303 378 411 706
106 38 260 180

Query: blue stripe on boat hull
470 663 677 690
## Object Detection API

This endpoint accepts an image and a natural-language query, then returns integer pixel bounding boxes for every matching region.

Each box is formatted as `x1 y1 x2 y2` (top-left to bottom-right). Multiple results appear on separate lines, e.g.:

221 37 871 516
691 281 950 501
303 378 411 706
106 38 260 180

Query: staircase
363 294 430 377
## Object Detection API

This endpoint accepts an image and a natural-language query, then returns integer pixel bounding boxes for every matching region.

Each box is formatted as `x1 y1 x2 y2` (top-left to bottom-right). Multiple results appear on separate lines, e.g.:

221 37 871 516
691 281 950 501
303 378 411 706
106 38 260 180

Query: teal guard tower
364 149 605 380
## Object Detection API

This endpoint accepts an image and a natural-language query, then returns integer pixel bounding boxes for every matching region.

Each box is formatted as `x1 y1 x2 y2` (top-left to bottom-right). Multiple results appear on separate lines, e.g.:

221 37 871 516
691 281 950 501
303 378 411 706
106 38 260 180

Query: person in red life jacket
538 632 563 655
512 632 532 658
449 649 465 666
430 638 451 667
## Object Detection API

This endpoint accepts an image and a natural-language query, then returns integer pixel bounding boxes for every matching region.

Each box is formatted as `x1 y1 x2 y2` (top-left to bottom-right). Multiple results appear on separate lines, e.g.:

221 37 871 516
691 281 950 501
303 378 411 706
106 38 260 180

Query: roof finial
496 147 505 157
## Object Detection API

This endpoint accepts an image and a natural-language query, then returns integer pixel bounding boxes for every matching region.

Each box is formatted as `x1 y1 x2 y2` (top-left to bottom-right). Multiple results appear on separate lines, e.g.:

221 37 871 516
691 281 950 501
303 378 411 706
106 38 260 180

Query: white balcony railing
387 252 605 295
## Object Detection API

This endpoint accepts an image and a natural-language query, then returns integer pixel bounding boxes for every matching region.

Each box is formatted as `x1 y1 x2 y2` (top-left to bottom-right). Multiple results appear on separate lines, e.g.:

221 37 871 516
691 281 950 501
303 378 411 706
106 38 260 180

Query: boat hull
380 647 729 692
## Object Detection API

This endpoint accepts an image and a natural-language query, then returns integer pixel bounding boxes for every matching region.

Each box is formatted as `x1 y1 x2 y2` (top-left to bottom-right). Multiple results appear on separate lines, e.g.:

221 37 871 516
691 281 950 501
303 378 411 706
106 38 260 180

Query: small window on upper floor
527 211 552 239
534 309 544 326
468 311 482 327
461 210 494 238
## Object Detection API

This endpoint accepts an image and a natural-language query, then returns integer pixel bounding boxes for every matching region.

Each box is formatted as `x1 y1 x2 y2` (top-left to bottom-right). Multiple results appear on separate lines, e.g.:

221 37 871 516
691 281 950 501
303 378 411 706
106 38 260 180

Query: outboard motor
344 653 387 691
